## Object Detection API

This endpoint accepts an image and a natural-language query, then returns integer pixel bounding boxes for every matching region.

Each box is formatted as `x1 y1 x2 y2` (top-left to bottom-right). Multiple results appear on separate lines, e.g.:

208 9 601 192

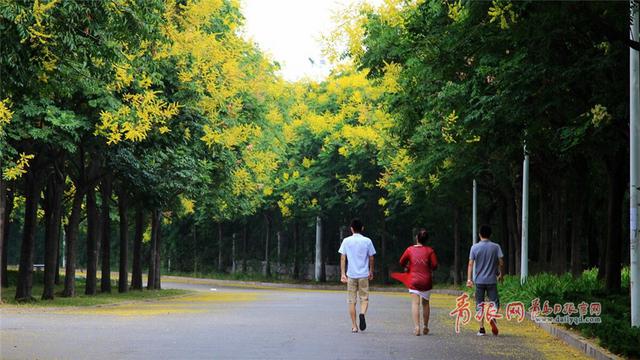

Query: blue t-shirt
338 233 376 279
469 239 503 284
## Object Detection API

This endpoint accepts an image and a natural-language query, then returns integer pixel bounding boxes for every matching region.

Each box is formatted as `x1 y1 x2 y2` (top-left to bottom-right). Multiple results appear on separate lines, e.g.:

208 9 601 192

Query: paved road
1 279 589 360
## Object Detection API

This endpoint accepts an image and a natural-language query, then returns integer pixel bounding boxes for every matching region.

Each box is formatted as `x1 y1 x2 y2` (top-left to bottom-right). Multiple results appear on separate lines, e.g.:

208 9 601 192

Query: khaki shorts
347 277 369 304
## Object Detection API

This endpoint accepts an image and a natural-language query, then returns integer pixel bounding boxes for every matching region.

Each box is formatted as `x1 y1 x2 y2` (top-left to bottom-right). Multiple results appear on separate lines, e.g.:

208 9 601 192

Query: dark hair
416 228 429 245
350 218 363 233
479 224 492 238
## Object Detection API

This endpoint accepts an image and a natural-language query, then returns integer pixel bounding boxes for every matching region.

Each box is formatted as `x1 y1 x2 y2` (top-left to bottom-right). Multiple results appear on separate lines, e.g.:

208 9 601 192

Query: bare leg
422 299 430 334
411 294 421 335
349 303 358 331
360 300 369 315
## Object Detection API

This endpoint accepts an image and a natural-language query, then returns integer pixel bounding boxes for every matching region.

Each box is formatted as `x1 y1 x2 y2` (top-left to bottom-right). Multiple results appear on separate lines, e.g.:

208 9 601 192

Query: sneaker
359 314 367 331
477 327 486 336
489 319 499 336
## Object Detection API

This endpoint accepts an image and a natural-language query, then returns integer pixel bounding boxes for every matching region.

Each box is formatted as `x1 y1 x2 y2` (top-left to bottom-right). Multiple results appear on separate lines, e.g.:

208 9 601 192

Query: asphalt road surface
0 279 590 360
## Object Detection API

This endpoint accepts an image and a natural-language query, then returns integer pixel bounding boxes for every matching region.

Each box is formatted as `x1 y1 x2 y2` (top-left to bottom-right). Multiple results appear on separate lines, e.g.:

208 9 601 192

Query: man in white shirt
339 218 376 333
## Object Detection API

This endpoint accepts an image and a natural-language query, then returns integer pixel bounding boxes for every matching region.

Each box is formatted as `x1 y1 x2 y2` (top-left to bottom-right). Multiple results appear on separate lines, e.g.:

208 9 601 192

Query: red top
392 245 438 291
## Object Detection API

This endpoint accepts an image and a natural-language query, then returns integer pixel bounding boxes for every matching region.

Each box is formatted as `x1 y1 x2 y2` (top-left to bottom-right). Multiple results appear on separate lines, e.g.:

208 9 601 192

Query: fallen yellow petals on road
52 291 261 317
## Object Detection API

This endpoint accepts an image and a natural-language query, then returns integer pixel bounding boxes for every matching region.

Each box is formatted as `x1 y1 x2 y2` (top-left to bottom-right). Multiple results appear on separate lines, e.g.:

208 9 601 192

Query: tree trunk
131 207 144 290
100 176 112 293
15 173 41 301
293 221 300 279
538 190 551 268
380 220 388 283
604 149 627 291
499 198 512 275
512 183 522 274
453 207 461 285
154 215 161 290
42 174 63 300
118 188 128 293
232 232 237 273
508 220 516 275
276 231 282 265
570 185 587 276
505 188 520 275
570 206 585 276
586 207 599 269
242 223 248 273
55 222 61 285
217 222 223 273
85 186 99 295
192 222 197 273
551 185 568 274
147 209 159 290
1 184 11 288
63 189 84 297
598 232 607 279
264 214 271 277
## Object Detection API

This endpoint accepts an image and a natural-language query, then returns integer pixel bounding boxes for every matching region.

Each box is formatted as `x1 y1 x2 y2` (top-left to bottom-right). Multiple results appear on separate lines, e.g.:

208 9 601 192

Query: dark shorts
475 283 499 313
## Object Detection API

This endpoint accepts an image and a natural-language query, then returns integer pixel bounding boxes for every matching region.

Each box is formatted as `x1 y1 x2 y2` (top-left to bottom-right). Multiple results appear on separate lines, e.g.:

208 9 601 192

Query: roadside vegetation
1 270 188 307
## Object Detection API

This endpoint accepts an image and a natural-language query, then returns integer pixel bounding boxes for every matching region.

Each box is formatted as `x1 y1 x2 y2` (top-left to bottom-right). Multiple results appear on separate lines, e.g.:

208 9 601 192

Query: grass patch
165 270 322 284
1 270 189 307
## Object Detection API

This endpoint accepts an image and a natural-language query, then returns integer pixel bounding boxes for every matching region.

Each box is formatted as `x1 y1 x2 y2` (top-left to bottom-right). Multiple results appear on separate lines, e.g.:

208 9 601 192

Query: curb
161 275 463 294
526 313 621 360
164 276 621 360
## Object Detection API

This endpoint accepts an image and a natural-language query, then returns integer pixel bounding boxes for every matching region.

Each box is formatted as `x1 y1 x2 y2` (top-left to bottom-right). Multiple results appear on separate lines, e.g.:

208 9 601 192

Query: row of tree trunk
0 159 164 300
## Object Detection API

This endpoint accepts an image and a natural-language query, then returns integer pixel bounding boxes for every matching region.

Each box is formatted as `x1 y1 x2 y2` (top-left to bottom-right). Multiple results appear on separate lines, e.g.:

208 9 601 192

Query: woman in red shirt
392 229 438 336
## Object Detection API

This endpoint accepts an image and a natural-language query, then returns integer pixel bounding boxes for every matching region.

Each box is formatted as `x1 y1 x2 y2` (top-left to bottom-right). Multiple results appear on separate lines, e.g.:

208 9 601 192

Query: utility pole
521 145 530 285
315 216 322 282
0 179 5 301
629 1 640 327
472 179 477 281
472 179 477 245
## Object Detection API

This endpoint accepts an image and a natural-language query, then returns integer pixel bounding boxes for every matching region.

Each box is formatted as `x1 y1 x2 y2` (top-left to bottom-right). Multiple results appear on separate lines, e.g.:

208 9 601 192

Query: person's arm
496 245 505 283
367 240 376 280
340 254 347 283
466 245 475 287
399 248 409 269
466 259 474 288
430 249 438 271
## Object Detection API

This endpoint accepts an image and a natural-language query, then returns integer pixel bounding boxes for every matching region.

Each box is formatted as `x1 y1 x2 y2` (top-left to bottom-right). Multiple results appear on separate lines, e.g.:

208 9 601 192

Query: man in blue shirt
339 218 376 333
466 224 504 336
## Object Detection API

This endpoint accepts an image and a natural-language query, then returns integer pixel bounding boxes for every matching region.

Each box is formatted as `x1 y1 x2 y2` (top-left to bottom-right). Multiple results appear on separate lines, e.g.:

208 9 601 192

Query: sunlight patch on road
176 291 260 303
55 303 206 317
52 291 262 317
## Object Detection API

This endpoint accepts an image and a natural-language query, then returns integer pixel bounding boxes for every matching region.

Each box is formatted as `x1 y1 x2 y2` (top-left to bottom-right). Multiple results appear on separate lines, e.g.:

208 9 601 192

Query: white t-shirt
338 233 376 279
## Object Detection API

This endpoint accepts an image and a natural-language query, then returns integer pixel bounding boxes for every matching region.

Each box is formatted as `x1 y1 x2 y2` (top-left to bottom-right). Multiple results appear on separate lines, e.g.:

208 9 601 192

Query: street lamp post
521 146 529 285
472 179 477 281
